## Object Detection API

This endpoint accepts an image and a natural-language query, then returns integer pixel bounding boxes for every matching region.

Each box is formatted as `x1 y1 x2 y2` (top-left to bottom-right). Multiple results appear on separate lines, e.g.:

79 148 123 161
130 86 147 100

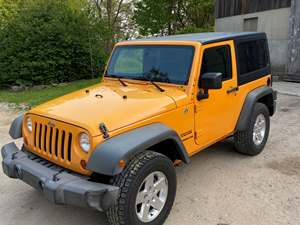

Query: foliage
0 0 216 90
0 0 22 31
90 0 137 51
0 79 99 107
134 0 174 36
0 0 107 87
176 25 214 35
133 0 214 36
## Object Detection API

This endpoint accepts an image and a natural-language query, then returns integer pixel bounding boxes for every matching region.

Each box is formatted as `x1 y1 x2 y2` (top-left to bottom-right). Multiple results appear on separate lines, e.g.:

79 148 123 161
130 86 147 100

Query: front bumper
1 142 119 211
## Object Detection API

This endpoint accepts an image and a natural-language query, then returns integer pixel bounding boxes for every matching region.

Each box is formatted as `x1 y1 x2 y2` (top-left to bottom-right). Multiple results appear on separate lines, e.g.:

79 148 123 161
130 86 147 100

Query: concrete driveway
0 94 299 225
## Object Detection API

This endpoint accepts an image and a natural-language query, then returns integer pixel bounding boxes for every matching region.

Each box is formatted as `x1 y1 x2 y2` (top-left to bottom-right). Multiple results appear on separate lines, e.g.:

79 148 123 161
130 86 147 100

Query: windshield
107 45 195 85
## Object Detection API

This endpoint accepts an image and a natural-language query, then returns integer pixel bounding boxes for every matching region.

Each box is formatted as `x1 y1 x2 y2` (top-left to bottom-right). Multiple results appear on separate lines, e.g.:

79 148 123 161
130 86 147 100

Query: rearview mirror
197 72 223 100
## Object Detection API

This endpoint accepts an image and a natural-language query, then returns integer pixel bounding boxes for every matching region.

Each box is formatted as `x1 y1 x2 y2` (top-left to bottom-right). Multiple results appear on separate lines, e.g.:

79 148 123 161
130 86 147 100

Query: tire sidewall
125 155 176 225
250 103 270 154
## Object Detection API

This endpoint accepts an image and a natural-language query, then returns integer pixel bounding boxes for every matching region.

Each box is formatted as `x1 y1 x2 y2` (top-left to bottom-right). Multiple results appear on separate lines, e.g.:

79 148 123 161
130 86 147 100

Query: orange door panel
194 41 239 147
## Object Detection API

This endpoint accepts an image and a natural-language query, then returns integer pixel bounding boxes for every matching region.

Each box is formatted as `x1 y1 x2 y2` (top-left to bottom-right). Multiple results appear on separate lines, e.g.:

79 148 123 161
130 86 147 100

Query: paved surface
273 81 300 97
0 93 300 225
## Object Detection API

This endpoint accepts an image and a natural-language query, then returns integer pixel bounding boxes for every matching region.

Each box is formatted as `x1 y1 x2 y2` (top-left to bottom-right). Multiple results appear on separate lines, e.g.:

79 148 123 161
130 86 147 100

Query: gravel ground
0 94 300 225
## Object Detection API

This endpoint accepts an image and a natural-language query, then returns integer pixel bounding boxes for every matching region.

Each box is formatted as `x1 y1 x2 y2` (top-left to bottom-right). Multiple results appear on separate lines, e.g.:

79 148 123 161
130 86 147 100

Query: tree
91 0 134 51
133 0 174 36
133 0 214 36
180 0 214 29
0 0 216 87
0 0 107 87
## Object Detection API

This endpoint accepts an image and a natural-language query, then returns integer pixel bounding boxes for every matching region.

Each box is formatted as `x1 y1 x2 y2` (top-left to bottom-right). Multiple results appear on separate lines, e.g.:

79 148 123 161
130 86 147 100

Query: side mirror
197 72 223 100
199 72 223 89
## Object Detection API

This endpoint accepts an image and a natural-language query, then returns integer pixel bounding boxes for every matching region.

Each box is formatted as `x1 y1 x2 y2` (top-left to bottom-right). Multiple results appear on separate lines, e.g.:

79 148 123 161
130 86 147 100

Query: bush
0 0 107 87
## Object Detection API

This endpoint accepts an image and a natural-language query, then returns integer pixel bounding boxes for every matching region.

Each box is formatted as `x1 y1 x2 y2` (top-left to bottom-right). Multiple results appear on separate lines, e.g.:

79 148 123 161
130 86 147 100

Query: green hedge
0 0 107 87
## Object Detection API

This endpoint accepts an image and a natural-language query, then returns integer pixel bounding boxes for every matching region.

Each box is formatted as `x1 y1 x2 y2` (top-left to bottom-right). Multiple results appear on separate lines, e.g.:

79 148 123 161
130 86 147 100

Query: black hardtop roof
126 32 266 45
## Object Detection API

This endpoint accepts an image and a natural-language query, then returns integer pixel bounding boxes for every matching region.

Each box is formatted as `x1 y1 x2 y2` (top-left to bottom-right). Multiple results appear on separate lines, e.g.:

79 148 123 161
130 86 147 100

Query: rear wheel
106 151 176 225
234 103 270 156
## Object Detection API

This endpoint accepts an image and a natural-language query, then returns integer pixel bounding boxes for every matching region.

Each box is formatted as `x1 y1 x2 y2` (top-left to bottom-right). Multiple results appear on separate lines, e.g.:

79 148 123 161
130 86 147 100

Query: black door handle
227 86 239 94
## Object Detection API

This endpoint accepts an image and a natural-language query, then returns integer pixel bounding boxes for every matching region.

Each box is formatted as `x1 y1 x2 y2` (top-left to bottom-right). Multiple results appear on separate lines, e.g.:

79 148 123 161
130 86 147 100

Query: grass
0 79 99 107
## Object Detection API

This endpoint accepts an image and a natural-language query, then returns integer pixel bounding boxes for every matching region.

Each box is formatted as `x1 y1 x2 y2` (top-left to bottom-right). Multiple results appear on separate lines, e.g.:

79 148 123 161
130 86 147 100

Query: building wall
215 0 291 18
285 0 300 81
215 7 291 78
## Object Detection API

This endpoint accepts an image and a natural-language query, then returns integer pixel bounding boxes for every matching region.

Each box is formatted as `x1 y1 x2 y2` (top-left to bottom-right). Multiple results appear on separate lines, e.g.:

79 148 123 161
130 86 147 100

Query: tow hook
52 169 64 182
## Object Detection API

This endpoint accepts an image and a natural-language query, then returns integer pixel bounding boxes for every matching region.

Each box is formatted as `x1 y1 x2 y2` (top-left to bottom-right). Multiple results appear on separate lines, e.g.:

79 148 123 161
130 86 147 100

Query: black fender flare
87 123 190 176
236 86 276 131
9 115 23 139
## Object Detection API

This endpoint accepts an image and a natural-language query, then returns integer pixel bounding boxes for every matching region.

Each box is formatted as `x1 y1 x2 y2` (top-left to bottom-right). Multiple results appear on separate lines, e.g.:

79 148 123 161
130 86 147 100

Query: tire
106 151 176 225
234 103 270 156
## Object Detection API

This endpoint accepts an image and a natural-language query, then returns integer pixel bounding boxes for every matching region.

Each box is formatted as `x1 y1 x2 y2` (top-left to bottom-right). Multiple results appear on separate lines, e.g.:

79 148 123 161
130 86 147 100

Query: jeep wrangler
2 32 276 225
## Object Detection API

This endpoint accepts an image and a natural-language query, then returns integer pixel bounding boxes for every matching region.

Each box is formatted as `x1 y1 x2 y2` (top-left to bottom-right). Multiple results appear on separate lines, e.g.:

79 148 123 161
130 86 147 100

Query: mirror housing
197 72 223 101
199 72 223 89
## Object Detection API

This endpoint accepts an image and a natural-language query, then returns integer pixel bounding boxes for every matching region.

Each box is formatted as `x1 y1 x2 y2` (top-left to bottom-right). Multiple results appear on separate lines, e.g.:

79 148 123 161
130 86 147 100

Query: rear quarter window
236 38 270 85
238 39 268 74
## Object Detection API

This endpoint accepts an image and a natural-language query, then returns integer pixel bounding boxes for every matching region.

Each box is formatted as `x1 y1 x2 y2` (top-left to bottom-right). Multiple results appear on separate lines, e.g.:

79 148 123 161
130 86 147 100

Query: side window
201 45 232 81
237 39 268 75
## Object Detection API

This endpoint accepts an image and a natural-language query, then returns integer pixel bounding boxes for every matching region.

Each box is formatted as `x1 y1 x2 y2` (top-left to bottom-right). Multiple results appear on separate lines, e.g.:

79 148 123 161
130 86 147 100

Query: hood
29 80 187 136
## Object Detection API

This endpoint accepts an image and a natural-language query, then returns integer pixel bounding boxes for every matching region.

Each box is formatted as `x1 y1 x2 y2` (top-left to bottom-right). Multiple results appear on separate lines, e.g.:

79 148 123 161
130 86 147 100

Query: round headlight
79 132 90 152
26 117 32 132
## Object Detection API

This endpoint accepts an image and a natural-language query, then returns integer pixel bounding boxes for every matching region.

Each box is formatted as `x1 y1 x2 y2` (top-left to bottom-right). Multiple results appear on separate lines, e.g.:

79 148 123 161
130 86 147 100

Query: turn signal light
118 160 126 169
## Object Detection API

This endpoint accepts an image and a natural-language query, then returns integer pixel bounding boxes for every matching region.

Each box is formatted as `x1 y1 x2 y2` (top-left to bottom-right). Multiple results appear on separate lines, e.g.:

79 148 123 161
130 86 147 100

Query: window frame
200 44 233 82
106 45 196 85
243 17 258 32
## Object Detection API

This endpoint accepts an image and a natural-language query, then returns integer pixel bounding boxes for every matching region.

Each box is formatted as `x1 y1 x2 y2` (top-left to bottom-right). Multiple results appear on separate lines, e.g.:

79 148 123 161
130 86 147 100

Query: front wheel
106 151 176 225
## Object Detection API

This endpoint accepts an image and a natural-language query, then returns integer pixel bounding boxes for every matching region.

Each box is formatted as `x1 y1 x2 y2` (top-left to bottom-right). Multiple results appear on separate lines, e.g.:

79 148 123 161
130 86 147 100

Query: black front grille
33 122 73 163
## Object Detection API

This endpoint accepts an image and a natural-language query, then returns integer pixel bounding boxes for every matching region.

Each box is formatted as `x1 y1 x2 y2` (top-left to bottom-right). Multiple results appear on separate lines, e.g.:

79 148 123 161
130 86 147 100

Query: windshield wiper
105 74 128 87
134 75 165 92
118 78 127 87
149 80 165 92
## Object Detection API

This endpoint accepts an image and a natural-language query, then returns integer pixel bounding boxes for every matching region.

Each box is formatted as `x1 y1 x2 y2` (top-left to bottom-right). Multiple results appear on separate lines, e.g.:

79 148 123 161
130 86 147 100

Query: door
195 41 238 147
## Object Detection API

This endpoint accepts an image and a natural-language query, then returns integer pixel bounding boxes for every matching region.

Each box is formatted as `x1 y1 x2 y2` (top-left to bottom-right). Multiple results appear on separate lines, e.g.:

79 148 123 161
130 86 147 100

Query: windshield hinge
194 105 198 113
99 123 109 139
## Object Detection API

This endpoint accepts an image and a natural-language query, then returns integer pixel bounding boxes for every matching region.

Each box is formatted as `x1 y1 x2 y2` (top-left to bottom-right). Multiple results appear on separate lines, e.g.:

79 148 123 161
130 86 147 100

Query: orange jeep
2 32 277 225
